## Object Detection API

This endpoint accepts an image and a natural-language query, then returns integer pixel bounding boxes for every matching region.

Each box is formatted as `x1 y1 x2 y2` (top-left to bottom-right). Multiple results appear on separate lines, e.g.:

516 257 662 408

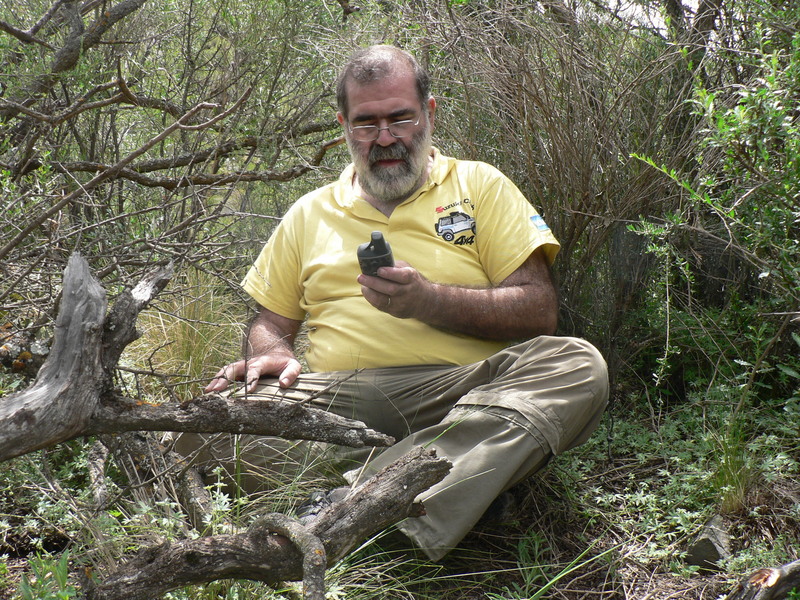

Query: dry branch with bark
0 254 393 462
87 446 450 600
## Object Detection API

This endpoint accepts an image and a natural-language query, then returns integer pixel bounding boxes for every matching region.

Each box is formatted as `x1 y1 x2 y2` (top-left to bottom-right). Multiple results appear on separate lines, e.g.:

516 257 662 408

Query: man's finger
205 373 229 393
244 364 263 392
204 362 241 393
278 360 301 388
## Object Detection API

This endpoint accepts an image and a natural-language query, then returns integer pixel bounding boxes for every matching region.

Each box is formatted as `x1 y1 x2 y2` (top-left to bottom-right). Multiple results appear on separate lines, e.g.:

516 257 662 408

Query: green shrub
17 551 77 600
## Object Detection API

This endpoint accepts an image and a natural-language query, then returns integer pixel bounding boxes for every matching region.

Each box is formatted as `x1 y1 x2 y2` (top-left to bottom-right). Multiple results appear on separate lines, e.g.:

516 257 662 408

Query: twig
87 440 110 508
0 19 55 49
295 370 362 406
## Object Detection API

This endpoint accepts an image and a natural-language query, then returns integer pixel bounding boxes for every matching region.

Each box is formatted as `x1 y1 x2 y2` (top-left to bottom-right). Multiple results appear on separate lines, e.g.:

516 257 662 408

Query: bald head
336 45 431 119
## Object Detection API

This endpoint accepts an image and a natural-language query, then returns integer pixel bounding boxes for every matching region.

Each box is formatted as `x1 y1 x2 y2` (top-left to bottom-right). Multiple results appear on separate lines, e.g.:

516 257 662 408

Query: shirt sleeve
472 163 560 284
241 209 307 321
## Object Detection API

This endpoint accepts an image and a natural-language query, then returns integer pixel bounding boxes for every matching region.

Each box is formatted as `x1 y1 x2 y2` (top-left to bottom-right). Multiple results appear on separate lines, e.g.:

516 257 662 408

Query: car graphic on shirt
436 211 476 242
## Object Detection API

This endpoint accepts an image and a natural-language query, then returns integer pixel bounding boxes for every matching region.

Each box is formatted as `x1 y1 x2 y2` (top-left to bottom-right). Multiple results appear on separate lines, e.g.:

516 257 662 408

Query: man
204 44 608 560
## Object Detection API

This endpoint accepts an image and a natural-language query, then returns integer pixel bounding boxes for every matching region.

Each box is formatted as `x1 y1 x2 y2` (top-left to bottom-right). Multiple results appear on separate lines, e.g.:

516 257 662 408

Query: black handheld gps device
357 231 394 276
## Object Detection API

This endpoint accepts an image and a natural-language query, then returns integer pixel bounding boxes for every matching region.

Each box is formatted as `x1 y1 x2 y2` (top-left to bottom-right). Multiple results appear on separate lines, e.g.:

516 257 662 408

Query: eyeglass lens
350 118 419 141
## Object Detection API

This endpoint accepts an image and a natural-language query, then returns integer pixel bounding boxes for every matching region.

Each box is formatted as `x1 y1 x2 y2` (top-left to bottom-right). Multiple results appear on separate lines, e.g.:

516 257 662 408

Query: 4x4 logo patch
435 211 476 244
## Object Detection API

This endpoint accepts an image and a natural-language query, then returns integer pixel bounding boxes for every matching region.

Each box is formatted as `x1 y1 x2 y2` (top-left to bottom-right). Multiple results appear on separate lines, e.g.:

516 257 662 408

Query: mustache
369 143 409 165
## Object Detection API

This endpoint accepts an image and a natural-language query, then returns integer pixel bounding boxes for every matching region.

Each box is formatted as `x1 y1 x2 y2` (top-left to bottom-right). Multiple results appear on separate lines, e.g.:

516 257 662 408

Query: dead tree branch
88 392 392 448
724 559 800 600
0 254 106 459
0 252 435 599
0 19 56 48
103 431 215 532
0 253 392 462
0 0 149 113
48 135 344 190
86 446 451 600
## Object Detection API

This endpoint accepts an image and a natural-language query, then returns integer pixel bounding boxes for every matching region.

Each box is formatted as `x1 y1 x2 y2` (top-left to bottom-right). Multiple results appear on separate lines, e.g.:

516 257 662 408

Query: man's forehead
344 70 419 114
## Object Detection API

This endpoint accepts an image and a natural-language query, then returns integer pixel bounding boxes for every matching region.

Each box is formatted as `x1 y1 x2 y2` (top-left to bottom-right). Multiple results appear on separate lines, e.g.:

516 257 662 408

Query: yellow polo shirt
242 148 560 372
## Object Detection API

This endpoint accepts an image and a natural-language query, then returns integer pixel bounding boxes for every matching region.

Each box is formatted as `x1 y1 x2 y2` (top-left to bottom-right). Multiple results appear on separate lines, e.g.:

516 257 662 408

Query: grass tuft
122 267 244 402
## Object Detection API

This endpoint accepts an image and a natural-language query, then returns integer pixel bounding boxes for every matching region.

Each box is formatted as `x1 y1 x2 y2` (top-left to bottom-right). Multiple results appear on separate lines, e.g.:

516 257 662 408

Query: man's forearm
360 248 559 341
415 281 557 341
242 308 299 359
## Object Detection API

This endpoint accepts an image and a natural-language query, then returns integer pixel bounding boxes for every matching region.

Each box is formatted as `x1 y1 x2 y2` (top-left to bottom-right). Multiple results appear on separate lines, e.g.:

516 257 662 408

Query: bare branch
249 514 326 600
29 0 67 36
0 99 224 263
0 254 392 463
0 19 55 49
87 393 394 448
81 0 150 49
0 0 149 117
50 136 344 190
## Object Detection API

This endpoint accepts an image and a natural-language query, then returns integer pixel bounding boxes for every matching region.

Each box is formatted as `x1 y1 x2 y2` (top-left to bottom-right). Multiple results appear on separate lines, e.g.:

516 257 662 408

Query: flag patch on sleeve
530 215 550 231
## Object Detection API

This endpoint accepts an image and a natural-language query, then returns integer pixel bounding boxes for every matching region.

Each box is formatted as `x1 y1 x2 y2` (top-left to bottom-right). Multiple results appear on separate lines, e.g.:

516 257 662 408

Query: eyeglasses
347 115 422 142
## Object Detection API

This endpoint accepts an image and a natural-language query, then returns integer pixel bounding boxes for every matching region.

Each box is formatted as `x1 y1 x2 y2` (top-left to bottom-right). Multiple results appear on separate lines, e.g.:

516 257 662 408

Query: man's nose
375 126 398 146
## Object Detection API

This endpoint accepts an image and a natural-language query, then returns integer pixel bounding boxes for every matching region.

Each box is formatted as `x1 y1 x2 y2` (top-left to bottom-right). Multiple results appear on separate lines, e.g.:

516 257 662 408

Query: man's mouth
373 158 406 168
369 143 409 170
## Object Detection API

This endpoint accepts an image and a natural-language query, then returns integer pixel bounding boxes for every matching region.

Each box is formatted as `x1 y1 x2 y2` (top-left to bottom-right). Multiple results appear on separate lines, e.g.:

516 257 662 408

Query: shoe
296 486 350 525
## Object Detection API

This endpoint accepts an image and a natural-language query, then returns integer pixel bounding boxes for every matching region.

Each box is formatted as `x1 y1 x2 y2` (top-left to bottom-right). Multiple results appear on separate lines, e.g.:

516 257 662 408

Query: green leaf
777 364 800 380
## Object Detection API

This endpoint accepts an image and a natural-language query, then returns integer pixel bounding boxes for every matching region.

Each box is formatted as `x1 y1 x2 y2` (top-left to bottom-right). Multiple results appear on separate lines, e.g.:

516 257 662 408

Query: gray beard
350 125 432 204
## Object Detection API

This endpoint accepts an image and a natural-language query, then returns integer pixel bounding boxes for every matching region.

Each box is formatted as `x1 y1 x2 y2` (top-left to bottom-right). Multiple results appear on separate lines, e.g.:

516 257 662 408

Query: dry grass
122 267 244 403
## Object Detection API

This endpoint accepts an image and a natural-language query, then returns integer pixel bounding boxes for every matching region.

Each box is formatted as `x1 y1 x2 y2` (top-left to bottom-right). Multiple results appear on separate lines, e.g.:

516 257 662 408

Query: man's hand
357 260 429 318
205 353 302 394
205 306 303 394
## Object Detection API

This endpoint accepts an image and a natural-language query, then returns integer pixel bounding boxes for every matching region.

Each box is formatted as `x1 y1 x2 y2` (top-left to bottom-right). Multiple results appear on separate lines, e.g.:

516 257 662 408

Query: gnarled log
87 446 451 600
1 253 444 600
0 253 392 463
0 253 106 460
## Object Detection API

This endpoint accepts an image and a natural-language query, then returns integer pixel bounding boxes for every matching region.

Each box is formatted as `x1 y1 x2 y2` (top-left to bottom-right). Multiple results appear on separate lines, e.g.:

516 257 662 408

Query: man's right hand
205 353 302 394
206 305 304 394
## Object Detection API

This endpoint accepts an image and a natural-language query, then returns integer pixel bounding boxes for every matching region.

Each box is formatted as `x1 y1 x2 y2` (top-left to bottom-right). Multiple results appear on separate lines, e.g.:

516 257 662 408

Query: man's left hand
357 260 430 318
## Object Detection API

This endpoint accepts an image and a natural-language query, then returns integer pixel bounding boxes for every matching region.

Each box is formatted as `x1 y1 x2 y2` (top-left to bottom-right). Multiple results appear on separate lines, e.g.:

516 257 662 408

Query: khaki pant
179 336 608 560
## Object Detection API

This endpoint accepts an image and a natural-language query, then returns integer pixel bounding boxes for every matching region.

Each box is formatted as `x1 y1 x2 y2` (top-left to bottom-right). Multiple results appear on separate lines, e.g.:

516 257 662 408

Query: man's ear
337 112 345 125
427 97 437 127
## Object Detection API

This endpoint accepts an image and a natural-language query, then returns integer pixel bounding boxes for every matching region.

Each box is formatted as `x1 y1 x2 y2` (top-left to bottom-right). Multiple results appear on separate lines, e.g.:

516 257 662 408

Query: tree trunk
0 254 106 459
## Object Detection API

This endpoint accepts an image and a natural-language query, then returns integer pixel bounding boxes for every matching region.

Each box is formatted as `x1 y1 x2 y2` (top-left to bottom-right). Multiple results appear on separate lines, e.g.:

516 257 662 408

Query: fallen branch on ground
724 559 800 600
0 253 448 599
86 446 451 600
